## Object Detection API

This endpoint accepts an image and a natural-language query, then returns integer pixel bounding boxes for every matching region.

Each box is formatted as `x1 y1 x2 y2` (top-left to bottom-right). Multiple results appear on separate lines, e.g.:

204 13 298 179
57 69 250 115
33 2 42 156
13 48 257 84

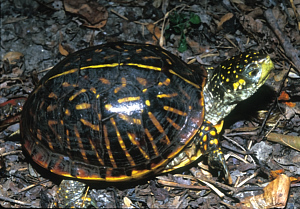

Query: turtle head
221 51 274 99
204 51 274 124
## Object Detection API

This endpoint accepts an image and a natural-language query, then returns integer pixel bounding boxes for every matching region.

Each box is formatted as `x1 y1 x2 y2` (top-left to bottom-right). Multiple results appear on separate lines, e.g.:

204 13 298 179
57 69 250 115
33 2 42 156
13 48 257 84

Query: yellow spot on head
118 96 140 103
48 92 57 99
65 109 70 116
145 100 150 106
105 104 112 110
76 103 91 110
90 87 96 94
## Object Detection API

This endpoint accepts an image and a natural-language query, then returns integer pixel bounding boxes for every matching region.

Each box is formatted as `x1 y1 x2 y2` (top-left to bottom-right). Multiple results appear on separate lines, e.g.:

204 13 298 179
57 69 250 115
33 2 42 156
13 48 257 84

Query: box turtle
21 42 274 186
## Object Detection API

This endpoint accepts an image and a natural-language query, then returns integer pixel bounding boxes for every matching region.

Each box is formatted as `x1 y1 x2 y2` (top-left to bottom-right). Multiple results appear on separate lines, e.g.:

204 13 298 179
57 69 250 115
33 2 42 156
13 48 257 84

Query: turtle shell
21 42 206 181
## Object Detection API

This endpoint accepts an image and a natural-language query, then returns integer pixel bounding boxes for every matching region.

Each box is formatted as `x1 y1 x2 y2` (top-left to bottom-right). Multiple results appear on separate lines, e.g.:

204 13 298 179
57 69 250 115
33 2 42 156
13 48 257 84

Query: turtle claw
208 148 232 183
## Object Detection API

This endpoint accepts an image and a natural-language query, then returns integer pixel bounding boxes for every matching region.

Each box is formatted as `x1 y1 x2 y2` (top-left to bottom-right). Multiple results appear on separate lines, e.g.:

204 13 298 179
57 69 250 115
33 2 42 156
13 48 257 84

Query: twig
0 195 38 207
264 9 300 72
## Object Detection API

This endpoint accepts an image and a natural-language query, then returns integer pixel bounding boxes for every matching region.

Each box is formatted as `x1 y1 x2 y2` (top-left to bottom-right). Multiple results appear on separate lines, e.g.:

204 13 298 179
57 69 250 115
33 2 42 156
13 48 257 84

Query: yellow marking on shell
99 77 110 84
95 49 102 53
144 128 159 156
118 96 140 103
96 94 100 99
46 135 54 150
37 129 42 140
145 100 150 106
74 126 88 163
214 139 218 145
66 129 71 152
69 89 87 101
226 78 230 82
142 56 161 60
65 109 70 116
114 77 126 93
136 48 142 53
60 120 63 125
48 92 58 99
62 82 70 87
46 104 57 112
47 120 62 142
88 138 104 165
118 113 141 125
125 63 162 71
76 103 91 110
110 118 136 166
98 113 101 120
136 77 147 86
166 58 172 65
86 58 92 62
157 92 178 98
116 45 122 50
81 63 120 70
204 144 207 151
178 87 191 100
103 124 117 168
233 79 246 91
80 119 99 131
90 87 96 94
166 117 181 130
163 106 187 116
127 132 150 160
48 68 78 81
148 112 170 144
169 70 200 89
142 88 147 93
103 55 116 60
204 126 209 131
105 104 112 110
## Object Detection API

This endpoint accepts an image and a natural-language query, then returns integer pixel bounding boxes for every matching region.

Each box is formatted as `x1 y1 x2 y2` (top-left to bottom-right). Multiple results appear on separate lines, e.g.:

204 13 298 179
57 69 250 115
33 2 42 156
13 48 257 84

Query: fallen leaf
64 0 108 29
237 174 290 208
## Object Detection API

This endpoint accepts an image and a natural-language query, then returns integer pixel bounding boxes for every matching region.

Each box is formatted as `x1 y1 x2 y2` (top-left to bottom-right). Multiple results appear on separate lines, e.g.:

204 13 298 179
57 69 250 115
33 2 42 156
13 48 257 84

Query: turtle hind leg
198 120 231 183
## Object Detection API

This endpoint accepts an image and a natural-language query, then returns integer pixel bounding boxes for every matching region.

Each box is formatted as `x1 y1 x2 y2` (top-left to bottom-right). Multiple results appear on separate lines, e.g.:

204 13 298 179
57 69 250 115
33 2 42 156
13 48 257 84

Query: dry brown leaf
217 13 234 31
267 133 300 151
146 23 162 43
63 0 108 29
237 174 291 208
2 52 24 65
59 43 69 56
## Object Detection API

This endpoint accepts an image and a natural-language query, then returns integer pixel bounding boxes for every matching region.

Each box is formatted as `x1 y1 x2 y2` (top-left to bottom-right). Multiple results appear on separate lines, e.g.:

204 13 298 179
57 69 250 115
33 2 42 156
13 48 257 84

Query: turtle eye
249 69 259 77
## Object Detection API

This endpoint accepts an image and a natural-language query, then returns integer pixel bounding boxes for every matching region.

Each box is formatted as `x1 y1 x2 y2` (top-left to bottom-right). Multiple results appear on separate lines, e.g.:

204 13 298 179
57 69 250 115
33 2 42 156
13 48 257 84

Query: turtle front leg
198 120 231 182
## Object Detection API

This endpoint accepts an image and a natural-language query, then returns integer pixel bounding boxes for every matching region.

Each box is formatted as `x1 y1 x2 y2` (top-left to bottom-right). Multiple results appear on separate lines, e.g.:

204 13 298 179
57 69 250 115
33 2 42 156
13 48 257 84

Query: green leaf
178 38 187 52
189 13 201 24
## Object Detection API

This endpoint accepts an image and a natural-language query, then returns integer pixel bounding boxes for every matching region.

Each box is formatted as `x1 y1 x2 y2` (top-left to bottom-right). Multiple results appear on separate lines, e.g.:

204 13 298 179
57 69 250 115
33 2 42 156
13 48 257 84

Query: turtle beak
258 55 274 85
